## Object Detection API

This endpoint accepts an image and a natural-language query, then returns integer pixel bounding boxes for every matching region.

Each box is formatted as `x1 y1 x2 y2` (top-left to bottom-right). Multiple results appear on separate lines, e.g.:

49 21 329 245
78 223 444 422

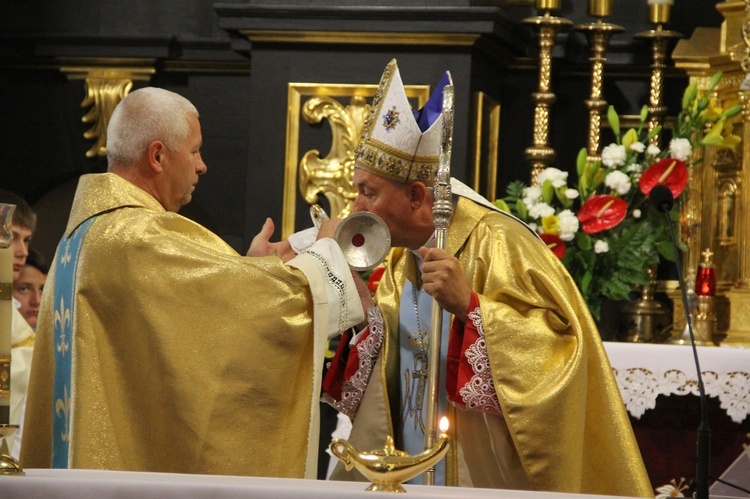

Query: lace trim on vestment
456 306 502 416
323 307 384 420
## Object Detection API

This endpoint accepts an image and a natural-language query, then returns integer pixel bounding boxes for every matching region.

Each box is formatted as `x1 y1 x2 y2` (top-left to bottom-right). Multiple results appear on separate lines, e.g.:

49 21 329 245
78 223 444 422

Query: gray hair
106 87 199 166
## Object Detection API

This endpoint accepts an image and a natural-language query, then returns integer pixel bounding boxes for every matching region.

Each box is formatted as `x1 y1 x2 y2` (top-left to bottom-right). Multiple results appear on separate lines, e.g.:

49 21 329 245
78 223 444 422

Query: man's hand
316 218 343 241
419 247 471 322
247 218 296 262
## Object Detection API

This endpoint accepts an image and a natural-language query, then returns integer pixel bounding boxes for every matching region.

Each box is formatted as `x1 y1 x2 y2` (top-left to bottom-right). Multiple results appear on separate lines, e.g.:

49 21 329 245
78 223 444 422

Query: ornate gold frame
283 83 429 238
470 91 500 201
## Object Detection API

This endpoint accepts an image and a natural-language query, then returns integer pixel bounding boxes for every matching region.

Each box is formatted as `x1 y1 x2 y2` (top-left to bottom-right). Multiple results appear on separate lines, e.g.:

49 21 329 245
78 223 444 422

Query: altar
602 342 750 491
0 469 640 499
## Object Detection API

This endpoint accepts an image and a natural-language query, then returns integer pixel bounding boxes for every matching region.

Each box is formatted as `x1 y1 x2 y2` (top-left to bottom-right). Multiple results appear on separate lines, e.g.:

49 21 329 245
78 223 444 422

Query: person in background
21 87 364 476
0 189 36 457
13 247 48 330
322 59 653 497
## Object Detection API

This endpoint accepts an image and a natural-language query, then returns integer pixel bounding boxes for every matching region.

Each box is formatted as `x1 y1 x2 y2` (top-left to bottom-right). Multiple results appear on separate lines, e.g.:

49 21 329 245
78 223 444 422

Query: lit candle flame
439 416 449 434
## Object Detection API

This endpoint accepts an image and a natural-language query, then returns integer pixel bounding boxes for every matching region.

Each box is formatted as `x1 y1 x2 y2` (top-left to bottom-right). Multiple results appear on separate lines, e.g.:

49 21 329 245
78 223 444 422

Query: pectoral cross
402 351 429 433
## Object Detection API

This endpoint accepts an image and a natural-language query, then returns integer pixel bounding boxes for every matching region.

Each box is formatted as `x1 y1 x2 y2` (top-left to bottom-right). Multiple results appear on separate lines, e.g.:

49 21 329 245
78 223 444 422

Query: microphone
649 184 710 498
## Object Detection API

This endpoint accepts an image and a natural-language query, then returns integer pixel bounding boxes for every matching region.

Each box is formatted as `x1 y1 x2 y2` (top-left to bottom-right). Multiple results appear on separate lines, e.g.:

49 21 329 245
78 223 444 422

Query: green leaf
541 179 554 205
577 233 593 251
581 270 593 293
656 240 675 261
494 199 511 213
576 148 588 177
639 105 649 125
707 71 723 93
607 106 620 139
719 104 742 121
682 82 698 110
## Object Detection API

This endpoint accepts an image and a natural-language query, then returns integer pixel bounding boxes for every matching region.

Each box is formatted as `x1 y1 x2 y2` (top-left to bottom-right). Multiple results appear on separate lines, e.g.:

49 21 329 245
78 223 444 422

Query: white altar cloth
603 342 750 423
0 469 641 498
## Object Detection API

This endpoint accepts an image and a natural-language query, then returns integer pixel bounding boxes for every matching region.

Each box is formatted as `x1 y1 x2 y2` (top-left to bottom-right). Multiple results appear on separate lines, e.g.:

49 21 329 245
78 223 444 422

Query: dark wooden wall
0 0 724 261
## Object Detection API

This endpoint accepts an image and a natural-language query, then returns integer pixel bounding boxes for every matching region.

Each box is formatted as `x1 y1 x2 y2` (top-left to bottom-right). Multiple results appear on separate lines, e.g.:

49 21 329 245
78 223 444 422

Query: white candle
648 0 673 4
0 246 12 423
439 416 449 435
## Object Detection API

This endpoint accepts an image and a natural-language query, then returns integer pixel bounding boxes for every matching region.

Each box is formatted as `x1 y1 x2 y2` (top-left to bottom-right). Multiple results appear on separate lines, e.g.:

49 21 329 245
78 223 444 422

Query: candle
588 0 612 17
439 416 449 435
648 0 672 24
536 0 562 10
0 203 14 425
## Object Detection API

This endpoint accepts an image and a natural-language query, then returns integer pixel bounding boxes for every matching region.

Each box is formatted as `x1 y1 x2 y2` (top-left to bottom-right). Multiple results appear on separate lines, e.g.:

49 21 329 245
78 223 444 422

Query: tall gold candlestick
523 7 572 184
575 5 623 162
635 3 682 147
0 204 15 427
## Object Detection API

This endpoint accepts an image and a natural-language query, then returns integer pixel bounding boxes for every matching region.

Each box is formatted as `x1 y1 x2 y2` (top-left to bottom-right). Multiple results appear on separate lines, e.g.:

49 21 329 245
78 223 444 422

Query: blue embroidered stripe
51 217 96 468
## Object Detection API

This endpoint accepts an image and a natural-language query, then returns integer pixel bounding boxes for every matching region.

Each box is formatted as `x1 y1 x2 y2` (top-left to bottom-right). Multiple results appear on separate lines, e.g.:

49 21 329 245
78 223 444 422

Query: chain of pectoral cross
402 279 430 433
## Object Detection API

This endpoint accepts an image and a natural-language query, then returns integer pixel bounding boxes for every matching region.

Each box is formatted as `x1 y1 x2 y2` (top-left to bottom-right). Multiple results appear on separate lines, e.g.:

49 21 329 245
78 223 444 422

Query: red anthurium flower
638 157 688 199
367 266 386 295
539 233 566 259
578 194 627 234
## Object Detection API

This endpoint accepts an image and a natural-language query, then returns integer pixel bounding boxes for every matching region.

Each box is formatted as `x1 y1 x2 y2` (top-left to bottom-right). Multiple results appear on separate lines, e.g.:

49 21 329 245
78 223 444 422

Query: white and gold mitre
354 59 452 186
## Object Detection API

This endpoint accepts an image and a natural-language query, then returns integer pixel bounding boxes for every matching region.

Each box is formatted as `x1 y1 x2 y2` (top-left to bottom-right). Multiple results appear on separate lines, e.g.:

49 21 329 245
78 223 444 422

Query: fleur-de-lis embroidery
55 296 71 357
55 385 71 442
60 239 72 267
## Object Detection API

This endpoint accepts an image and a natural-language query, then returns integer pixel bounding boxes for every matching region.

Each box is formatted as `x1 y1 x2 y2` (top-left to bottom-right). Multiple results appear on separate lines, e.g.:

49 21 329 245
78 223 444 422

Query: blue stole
398 278 450 485
51 217 96 468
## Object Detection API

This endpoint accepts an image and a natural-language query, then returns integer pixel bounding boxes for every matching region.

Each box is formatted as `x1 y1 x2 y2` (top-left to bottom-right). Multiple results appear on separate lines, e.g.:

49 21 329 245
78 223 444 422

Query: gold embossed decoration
60 61 154 159
298 95 370 221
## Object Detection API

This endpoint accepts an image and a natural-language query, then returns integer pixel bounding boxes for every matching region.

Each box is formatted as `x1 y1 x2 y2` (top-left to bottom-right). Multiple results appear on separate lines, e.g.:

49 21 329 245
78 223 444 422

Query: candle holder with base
330 417 450 492
574 0 624 163
522 0 572 184
635 2 683 148
0 203 22 475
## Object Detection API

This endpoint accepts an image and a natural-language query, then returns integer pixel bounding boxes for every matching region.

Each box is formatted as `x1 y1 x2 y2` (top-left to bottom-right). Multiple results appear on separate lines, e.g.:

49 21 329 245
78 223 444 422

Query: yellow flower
541 215 559 235
700 96 724 122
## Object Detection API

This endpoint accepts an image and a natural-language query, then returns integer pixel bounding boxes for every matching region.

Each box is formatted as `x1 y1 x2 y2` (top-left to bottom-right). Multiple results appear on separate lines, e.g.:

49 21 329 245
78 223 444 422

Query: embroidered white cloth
603 342 750 423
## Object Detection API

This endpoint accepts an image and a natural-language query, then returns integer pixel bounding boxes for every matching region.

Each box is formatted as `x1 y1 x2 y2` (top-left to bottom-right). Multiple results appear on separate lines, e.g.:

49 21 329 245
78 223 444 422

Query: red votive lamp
694 249 716 297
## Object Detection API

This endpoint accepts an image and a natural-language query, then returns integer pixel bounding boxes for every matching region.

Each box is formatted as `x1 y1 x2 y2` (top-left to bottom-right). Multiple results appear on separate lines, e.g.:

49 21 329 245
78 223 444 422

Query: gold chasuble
336 196 652 496
22 173 363 477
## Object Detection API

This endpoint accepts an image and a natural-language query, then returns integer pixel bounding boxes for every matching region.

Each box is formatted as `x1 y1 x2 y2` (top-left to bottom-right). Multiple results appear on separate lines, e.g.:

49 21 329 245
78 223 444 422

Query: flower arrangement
496 72 741 320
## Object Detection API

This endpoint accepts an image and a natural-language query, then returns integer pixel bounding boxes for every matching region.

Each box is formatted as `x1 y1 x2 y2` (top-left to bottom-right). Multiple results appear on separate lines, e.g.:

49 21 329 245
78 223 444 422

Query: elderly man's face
160 113 207 212
352 168 418 249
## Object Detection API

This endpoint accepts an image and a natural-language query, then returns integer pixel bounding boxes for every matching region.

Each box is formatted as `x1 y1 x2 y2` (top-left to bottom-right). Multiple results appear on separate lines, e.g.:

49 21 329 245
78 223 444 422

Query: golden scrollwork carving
80 74 133 158
298 96 370 220
59 59 154 159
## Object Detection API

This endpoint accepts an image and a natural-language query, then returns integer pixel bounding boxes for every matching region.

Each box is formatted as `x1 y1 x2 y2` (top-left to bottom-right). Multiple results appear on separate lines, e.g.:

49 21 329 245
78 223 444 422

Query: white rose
646 144 661 156
633 209 642 219
564 188 579 200
594 240 609 254
529 202 555 219
601 144 627 168
605 170 631 195
629 142 645 153
537 167 568 188
669 138 692 161
557 210 579 241
523 185 542 202
626 163 643 173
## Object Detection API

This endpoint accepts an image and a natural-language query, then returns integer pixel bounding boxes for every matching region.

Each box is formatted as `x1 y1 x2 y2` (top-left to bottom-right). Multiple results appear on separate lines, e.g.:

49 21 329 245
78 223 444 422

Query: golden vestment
332 196 652 496
22 173 362 477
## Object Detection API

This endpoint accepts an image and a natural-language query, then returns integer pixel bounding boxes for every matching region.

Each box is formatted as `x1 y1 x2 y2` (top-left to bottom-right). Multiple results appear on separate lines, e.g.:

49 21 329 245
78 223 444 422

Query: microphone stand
654 186 710 498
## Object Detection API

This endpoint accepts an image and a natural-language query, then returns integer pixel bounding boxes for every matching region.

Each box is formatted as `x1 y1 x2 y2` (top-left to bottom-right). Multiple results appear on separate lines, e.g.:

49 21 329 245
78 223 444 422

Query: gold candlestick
635 3 682 148
523 4 572 184
0 203 22 476
575 2 624 162
330 417 451 492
